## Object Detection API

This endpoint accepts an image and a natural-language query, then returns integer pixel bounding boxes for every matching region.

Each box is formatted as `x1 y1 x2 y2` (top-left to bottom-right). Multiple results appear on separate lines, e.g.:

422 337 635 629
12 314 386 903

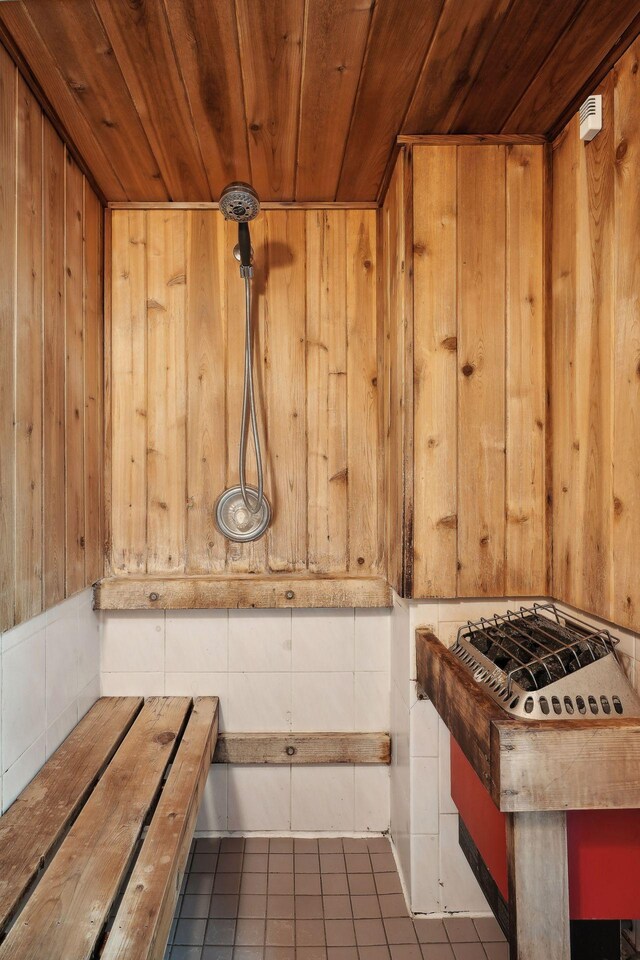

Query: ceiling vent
579 94 602 141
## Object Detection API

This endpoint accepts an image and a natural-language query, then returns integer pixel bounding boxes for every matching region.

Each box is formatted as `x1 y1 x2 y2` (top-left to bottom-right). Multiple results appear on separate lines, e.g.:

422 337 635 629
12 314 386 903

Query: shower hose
238 275 264 514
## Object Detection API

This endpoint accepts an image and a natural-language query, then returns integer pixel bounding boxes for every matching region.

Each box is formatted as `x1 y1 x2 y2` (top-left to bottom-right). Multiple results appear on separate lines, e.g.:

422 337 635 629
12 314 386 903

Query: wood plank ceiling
0 0 639 203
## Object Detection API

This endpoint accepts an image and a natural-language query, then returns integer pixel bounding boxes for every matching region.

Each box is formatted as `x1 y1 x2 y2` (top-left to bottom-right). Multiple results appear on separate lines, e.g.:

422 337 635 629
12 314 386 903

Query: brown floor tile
205 919 236 945
451 945 487 960
420 946 455 960
209 896 240 919
472 919 505 943
265 948 295 960
196 838 221 853
370 853 396 873
215 874 242 895
295 838 319 853
320 854 346 874
296 948 327 960
243 853 268 873
267 895 295 919
233 949 263 960
219 853 244 873
414 920 447 944
390 946 423 960
234 919 265 946
325 919 356 947
482 945 507 960
343 839 369 853
444 919 479 943
296 853 321 873
171 948 203 960
268 874 295 896
186 873 213 895
359 948 391 960
221 838 245 853
326 949 358 960
269 854 294 873
296 875 322 896
345 853 372 874
351 895 381 919
296 895 324 919
192 853 218 873
237 895 267 918
383 918 418 945
202 947 233 960
378 894 408 918
266 919 295 947
175 918 207 945
322 875 349 896
244 838 269 854
354 918 386 946
322 895 352 919
374 874 402 896
270 839 294 854
318 839 343 854
366 838 392 854
348 874 377 896
180 895 211 918
297 919 327 946
241 874 268 895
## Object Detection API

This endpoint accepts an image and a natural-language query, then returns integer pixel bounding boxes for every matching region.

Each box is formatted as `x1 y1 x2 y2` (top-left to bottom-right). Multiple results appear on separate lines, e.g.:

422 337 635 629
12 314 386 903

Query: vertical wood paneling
111 211 147 573
14 77 42 623
146 211 187 572
306 210 348 571
0 47 16 631
613 39 640 629
185 211 227 573
346 210 378 571
263 211 307 571
0 45 104 631
64 153 85 595
457 146 506 597
505 144 546 595
83 185 103 585
412 146 458 597
42 120 65 607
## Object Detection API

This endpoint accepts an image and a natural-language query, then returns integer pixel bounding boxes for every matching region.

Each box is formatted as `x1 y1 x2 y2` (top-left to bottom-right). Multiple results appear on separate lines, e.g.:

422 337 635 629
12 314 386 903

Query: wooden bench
0 695 218 960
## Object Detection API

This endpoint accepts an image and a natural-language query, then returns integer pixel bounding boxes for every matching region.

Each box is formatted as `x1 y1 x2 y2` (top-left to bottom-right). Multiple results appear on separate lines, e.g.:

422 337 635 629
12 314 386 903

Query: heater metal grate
451 603 640 720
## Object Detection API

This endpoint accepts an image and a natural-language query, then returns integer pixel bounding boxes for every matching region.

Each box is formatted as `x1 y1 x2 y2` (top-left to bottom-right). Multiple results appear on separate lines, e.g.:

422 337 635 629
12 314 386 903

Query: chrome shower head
219 182 260 222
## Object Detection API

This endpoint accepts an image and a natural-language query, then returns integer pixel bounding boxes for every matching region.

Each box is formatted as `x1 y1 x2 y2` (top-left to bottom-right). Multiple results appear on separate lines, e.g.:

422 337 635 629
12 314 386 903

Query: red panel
450 737 509 900
449 737 640 920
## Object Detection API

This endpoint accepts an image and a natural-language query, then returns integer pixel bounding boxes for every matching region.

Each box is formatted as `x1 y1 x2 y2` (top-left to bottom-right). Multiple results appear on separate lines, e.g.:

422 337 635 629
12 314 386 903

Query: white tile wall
100 606 391 835
0 588 100 813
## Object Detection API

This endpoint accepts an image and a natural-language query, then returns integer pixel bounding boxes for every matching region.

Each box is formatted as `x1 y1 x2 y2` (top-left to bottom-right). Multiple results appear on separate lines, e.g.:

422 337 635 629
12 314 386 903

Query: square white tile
100 671 165 696
410 757 439 835
227 765 291 831
2 629 46 770
291 765 355 831
46 613 79 724
410 699 439 757
2 733 45 812
227 672 291 731
355 608 391 672
291 672 354 731
229 609 291 672
410 833 440 914
196 764 228 832
166 610 228 672
355 765 390 832
101 611 165 673
355 671 390 731
291 608 355 672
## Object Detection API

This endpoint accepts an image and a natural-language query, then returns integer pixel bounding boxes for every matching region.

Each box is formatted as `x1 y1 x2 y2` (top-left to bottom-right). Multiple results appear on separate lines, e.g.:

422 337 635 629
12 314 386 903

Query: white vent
579 94 602 141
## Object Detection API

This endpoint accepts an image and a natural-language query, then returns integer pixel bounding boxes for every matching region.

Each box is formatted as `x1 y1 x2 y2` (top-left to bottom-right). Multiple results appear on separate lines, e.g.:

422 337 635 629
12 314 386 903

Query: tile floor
165 838 507 960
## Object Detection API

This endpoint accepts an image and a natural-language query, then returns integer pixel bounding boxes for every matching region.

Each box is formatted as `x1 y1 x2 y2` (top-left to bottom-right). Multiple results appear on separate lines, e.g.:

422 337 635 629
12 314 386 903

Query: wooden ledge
94 575 393 610
214 732 391 764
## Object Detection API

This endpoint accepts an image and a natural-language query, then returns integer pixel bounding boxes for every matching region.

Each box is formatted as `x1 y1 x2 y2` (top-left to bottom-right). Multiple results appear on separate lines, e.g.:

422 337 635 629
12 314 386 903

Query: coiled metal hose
238 276 264 514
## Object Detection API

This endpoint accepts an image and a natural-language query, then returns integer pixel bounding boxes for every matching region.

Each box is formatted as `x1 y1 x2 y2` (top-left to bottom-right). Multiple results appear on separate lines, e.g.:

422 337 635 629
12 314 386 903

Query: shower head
219 182 260 222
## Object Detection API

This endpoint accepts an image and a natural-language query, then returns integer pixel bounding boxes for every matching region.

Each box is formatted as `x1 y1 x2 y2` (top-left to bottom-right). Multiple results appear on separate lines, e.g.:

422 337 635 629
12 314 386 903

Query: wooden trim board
396 134 547 146
214 732 391 765
108 201 379 210
94 575 393 609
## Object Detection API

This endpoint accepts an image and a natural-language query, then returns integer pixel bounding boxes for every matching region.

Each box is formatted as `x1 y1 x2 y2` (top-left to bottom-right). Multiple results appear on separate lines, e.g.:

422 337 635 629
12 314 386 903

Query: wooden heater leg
506 811 570 960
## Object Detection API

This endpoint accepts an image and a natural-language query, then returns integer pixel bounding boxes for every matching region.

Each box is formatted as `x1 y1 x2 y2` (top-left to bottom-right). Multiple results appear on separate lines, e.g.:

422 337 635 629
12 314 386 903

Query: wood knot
250 122 261 132
155 731 176 746
357 556 365 565
616 139 628 162
614 496 623 517
636 358 640 379
441 336 457 352
479 534 490 545
461 362 474 377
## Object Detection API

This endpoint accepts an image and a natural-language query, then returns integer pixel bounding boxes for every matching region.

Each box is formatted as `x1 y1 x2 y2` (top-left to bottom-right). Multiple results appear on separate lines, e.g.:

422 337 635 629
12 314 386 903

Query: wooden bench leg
506 811 570 960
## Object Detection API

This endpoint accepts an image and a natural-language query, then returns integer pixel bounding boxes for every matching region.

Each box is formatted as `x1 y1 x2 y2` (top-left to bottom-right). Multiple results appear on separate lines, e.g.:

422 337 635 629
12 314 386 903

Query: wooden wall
108 208 380 577
0 41 104 632
552 35 640 632
383 143 548 599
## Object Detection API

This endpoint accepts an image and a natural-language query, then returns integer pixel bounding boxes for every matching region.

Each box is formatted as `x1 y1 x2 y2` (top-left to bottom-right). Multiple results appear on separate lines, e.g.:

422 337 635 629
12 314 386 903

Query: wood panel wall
108 209 380 577
383 144 548 599
552 36 640 632
0 40 104 632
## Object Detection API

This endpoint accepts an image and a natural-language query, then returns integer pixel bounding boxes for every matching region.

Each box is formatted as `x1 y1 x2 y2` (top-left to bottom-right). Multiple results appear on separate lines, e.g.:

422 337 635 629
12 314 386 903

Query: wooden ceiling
1 0 639 203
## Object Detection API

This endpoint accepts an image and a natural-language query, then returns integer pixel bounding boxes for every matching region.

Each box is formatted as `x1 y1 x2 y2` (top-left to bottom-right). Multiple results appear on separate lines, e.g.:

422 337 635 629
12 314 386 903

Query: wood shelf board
94 575 393 610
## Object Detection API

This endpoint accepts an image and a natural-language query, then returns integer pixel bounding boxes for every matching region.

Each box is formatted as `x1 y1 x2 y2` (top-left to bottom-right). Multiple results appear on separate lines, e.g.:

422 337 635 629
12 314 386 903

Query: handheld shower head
219 182 260 222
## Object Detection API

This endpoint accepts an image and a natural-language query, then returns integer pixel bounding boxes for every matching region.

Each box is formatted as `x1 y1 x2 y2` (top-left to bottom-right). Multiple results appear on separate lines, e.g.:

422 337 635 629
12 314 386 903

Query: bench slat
0 696 191 960
102 697 219 960
0 696 143 936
